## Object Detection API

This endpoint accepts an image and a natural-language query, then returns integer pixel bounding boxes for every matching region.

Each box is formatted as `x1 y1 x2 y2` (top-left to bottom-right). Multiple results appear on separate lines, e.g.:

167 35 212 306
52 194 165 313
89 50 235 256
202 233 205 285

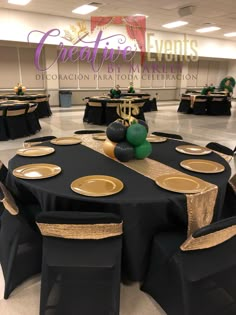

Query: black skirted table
0 94 52 118
0 102 41 140
6 138 231 281
84 97 146 125
121 93 157 112
178 94 231 115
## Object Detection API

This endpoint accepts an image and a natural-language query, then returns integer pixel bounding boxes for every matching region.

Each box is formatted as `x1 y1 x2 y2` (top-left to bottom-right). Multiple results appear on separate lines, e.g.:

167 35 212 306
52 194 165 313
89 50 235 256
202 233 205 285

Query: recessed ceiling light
8 0 31 5
134 14 149 18
72 4 98 15
162 21 188 29
224 32 236 37
196 26 221 33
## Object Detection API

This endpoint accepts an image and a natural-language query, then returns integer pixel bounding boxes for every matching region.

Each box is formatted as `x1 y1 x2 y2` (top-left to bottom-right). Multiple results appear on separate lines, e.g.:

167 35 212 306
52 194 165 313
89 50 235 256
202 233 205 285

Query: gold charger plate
155 173 209 194
51 137 82 145
92 133 107 141
180 159 225 174
71 175 124 197
16 146 55 157
176 145 212 155
13 163 61 179
146 135 167 143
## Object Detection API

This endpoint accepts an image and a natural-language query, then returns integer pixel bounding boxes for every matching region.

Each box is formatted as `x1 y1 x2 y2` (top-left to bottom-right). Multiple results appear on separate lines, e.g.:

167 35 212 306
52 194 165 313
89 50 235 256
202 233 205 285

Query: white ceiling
1 0 236 40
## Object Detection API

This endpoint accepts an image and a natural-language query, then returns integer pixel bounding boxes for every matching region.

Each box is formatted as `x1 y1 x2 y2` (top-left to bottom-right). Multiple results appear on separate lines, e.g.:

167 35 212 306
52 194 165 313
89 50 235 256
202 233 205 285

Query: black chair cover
33 96 52 118
36 211 122 315
207 96 231 116
152 131 183 140
142 217 236 315
206 142 234 156
222 174 236 218
74 129 104 134
5 104 30 139
0 183 42 299
24 136 57 147
193 96 208 115
0 106 8 141
26 104 41 134
178 95 192 113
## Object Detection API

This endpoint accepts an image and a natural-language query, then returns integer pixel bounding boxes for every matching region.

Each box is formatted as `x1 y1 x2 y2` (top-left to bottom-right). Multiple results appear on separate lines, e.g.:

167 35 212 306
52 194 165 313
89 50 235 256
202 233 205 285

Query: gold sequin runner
79 134 218 236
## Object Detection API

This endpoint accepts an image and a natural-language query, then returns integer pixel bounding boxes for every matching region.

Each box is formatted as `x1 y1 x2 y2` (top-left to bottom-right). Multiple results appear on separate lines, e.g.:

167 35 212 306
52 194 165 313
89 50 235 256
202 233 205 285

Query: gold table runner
79 135 218 236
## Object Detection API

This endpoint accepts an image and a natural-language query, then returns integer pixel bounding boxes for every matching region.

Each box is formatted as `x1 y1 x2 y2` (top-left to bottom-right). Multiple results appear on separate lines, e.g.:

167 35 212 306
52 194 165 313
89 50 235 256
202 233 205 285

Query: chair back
152 131 183 140
0 182 19 215
6 104 28 116
36 211 123 240
0 161 8 183
23 136 57 148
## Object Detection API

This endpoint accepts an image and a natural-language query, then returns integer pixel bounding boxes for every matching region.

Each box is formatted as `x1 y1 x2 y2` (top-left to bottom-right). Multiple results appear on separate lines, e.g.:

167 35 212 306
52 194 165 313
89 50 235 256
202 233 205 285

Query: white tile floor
0 102 235 314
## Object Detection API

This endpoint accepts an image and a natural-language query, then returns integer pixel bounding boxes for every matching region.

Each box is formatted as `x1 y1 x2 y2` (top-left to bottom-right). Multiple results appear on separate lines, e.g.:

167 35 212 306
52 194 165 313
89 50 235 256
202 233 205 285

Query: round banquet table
6 138 231 281
0 94 52 118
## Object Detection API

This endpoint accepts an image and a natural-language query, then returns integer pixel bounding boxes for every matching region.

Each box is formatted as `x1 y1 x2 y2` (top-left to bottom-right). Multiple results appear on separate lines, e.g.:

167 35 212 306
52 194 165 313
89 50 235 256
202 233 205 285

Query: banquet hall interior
0 0 236 314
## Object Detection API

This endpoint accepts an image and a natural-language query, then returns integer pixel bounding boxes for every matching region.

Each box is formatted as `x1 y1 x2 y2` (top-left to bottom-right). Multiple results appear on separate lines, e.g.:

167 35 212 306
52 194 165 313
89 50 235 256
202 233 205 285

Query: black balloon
138 119 149 132
106 121 127 142
114 141 134 162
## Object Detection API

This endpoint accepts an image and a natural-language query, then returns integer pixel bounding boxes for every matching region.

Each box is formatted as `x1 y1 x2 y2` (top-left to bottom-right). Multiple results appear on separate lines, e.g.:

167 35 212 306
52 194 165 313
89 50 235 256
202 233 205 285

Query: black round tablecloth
6 139 231 280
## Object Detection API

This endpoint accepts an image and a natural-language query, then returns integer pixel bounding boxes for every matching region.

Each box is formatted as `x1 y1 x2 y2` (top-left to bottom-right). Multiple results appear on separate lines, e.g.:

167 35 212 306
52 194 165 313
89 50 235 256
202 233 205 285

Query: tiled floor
0 102 235 314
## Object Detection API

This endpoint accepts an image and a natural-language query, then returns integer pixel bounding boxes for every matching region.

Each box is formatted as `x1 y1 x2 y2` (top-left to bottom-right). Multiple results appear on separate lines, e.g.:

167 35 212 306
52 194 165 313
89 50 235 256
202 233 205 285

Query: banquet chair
0 182 42 299
23 136 57 148
0 160 8 217
0 105 8 141
142 216 236 315
5 104 30 139
36 211 123 315
74 129 104 135
222 174 236 218
105 102 120 125
177 94 191 113
206 142 234 157
34 95 52 118
152 131 183 140
26 103 41 134
87 101 105 125
192 95 208 115
207 96 231 116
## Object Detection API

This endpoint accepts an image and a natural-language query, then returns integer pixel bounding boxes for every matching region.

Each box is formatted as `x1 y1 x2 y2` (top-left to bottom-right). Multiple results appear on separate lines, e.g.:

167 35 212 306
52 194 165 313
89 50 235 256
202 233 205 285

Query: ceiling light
162 21 188 29
8 0 31 5
196 26 221 33
134 14 149 18
224 32 236 37
72 4 98 15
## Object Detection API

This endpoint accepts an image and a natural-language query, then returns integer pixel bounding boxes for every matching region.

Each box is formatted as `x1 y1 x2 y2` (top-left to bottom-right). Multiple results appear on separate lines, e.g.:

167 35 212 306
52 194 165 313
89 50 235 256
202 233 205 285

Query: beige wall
0 42 232 105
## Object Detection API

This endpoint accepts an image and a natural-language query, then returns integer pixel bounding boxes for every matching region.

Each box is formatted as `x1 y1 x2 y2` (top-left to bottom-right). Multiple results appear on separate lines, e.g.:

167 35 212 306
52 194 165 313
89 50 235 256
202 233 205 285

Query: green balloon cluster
104 120 152 162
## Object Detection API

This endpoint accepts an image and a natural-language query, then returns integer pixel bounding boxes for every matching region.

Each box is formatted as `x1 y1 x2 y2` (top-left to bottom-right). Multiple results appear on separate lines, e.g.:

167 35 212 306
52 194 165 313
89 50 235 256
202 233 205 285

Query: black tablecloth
6 139 231 281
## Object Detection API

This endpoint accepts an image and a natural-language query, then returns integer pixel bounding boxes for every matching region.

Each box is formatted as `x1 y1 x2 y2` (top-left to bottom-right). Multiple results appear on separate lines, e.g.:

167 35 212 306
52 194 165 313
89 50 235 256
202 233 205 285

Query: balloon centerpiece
14 83 26 96
103 101 152 162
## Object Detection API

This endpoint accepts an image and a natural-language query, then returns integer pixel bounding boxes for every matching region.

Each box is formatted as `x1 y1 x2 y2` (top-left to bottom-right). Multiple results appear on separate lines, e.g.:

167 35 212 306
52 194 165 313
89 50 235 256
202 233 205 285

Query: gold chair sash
181 225 236 251
37 222 123 239
80 135 218 236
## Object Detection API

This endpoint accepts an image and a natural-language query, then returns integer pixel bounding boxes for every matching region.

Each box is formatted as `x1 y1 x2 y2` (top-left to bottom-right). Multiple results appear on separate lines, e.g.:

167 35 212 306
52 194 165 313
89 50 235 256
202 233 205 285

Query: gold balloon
103 139 117 159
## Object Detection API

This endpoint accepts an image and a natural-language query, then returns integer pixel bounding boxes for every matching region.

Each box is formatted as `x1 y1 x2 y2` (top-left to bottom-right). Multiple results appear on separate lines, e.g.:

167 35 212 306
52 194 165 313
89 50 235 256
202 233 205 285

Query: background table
0 94 52 118
6 139 231 281
84 97 146 125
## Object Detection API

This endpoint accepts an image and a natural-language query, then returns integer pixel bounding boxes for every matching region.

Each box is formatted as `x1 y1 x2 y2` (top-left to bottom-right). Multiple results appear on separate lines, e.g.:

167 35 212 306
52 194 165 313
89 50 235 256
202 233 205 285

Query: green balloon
134 140 152 159
126 123 147 146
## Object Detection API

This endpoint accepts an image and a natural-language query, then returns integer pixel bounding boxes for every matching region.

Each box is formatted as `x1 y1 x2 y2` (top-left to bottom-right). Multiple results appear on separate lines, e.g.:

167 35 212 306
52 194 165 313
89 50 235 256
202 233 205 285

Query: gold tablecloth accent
79 135 218 236
181 225 236 251
37 222 123 239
